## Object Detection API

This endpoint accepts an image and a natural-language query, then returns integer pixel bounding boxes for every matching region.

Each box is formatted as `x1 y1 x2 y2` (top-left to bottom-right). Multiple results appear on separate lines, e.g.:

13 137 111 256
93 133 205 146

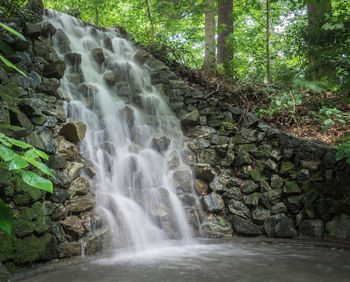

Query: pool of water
22 239 350 282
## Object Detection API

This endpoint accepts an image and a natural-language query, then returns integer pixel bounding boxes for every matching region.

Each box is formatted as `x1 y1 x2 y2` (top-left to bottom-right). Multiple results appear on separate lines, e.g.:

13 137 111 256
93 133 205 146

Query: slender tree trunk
145 0 155 48
307 0 332 80
201 0 216 77
266 0 271 84
217 0 234 76
94 0 99 25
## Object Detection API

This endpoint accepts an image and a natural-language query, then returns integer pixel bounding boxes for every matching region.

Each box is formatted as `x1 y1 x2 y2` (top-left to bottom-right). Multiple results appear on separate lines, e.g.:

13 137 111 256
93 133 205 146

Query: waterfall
43 10 199 253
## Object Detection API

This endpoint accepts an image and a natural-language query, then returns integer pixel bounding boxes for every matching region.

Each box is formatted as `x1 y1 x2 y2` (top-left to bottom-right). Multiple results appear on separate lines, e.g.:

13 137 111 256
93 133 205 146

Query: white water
43 11 198 253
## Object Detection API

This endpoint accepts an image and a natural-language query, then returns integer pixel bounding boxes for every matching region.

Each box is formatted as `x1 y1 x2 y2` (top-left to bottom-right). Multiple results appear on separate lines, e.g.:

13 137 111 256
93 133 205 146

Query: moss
5 82 22 99
310 171 323 182
249 168 269 182
280 161 295 174
12 219 34 238
0 232 15 262
253 148 270 158
260 179 272 192
236 144 257 154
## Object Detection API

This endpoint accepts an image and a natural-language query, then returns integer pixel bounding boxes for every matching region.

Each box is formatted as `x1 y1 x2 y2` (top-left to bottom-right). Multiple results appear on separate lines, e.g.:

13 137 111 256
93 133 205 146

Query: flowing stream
44 10 198 253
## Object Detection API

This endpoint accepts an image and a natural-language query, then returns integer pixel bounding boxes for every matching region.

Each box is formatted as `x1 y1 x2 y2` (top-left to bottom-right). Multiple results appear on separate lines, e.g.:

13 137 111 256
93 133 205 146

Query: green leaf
24 157 55 178
0 22 26 41
9 155 28 170
0 199 13 235
33 148 49 160
0 55 27 77
275 100 282 106
24 149 39 159
21 171 53 193
0 144 15 162
6 137 32 149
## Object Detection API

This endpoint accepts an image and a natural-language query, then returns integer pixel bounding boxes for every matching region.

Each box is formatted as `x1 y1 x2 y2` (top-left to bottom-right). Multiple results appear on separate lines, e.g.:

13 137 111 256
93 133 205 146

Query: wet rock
223 187 244 201
186 126 216 138
202 214 232 237
180 147 197 166
61 215 85 239
64 53 82 65
26 127 57 154
60 121 87 143
85 227 113 255
202 192 225 212
152 135 170 153
43 60 66 79
197 149 218 166
168 151 180 170
64 162 84 180
25 23 41 38
260 189 282 209
56 136 78 160
84 160 96 177
66 194 96 213
55 29 71 54
25 0 44 18
91 48 105 64
271 202 287 215
285 196 301 214
234 152 252 167
195 164 216 182
133 49 149 64
264 214 298 238
228 199 250 219
149 202 169 218
103 70 119 85
120 105 135 127
282 180 301 195
188 138 211 152
36 78 60 95
51 187 71 203
195 179 209 196
280 161 295 174
244 193 260 208
68 177 90 197
252 207 270 225
41 22 56 37
271 174 284 189
230 215 262 236
57 241 82 258
299 219 324 238
241 180 259 194
173 169 192 192
209 176 225 194
326 214 350 240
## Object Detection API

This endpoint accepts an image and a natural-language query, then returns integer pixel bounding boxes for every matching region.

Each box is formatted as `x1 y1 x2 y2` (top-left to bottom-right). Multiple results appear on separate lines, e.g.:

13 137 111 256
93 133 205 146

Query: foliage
336 133 350 165
0 0 25 18
0 133 54 235
309 106 350 132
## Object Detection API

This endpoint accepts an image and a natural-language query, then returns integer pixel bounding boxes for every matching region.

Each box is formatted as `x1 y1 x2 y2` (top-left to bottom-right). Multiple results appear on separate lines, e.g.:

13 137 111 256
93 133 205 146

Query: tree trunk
266 0 271 84
145 0 155 48
201 0 216 77
217 0 234 76
94 0 99 25
307 0 332 80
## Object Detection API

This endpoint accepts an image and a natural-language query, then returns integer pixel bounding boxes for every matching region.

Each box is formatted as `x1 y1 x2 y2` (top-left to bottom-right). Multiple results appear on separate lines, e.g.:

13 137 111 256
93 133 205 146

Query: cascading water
43 10 200 253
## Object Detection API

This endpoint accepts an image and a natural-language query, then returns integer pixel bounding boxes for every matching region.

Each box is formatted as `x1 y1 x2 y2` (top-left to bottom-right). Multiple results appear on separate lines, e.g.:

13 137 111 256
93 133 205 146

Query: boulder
57 241 82 258
25 23 41 38
252 207 270 225
195 164 216 181
173 169 192 192
64 162 84 180
44 60 66 79
36 78 60 95
25 0 44 18
64 53 82 65
68 177 90 197
26 127 57 154
133 49 149 64
326 214 350 240
55 29 71 54
299 219 324 238
60 121 87 143
91 48 105 64
180 110 199 126
227 199 250 219
41 22 56 37
151 135 170 153
66 194 96 213
85 227 113 255
264 214 298 238
61 215 86 239
209 176 225 194
202 192 225 212
230 215 262 236
55 136 78 160
223 187 244 201
202 214 232 237
195 179 209 196
241 180 259 194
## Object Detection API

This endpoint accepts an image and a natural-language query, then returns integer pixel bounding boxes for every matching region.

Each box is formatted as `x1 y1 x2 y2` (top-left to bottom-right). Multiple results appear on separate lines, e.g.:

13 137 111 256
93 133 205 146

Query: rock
168 151 180 170
241 180 259 194
209 176 225 194
223 187 244 201
264 214 298 238
234 152 252 166
300 160 320 171
285 196 301 214
326 214 350 240
252 207 270 225
202 214 232 237
195 164 216 181
120 105 135 127
56 136 78 161
84 160 96 177
236 128 258 143
103 70 118 85
25 0 44 18
228 199 250 219
271 174 284 189
180 147 197 166
180 110 199 126
64 162 84 180
50 187 71 203
91 48 105 64
56 87 71 102
197 149 218 166
173 169 192 192
68 177 90 197
202 192 225 212
244 193 260 207
25 23 41 38
43 60 66 79
67 194 96 213
280 161 295 174
271 202 287 215
195 179 209 195
85 227 113 255
61 215 85 239
55 29 71 54
186 126 216 139
152 135 171 153
299 219 324 238
57 241 82 258
60 121 87 143
36 78 60 95
230 215 262 236
26 127 57 154
260 189 282 209
64 53 82 65
282 181 301 195
133 49 149 64
41 22 56 37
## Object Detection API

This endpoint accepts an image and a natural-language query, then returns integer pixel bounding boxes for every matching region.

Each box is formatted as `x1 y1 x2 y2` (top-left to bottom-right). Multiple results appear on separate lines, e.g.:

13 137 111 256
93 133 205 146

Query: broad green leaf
0 139 12 147
6 137 32 149
24 149 39 159
0 22 26 41
33 148 49 160
0 144 15 162
9 155 28 170
21 171 53 193
0 199 13 235
275 100 282 106
0 55 27 77
24 157 55 178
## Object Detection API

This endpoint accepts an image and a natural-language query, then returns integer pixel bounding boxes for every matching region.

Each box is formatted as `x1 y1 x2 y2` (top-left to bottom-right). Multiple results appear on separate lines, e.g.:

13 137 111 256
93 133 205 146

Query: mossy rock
249 168 269 182
235 144 257 154
0 232 15 262
280 161 295 174
12 219 35 238
282 180 301 195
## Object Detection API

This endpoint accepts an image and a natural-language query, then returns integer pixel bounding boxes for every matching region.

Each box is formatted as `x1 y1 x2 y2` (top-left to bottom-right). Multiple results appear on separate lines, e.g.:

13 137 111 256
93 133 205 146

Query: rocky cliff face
1 0 350 276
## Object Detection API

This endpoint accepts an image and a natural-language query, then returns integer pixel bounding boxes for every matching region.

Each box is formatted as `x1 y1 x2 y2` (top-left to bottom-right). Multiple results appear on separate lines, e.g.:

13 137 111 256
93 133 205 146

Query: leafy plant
0 133 55 235
309 106 350 132
336 133 350 165
0 22 27 76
